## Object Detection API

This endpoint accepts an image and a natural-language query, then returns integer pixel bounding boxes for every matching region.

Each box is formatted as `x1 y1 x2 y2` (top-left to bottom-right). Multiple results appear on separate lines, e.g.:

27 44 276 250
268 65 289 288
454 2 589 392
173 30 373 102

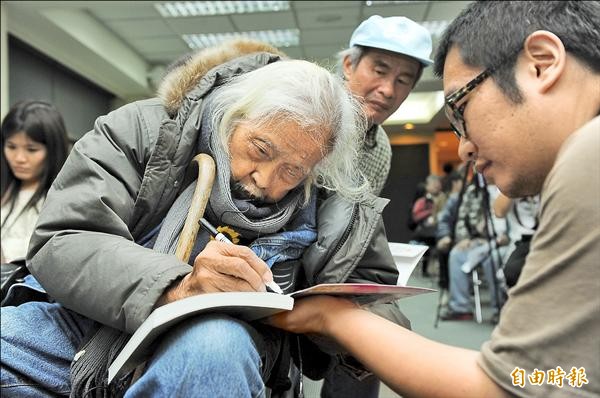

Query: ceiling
4 0 472 133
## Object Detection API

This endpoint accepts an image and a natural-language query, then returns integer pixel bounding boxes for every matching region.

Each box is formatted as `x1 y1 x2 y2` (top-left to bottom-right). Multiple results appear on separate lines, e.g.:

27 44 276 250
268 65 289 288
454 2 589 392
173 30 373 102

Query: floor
300 260 498 398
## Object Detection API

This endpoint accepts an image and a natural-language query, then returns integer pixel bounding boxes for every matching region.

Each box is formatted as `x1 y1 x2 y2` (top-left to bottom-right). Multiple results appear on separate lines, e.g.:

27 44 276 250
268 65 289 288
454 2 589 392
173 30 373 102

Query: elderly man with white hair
1 39 409 397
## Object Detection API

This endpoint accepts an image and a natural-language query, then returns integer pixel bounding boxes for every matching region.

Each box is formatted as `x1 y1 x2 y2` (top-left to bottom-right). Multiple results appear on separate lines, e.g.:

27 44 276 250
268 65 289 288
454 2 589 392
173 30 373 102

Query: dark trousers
321 365 380 398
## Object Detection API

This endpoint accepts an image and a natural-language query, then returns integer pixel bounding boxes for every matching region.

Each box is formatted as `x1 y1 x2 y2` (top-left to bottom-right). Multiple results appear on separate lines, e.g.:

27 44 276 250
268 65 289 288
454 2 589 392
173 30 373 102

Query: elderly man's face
443 46 554 197
344 48 420 126
228 120 327 203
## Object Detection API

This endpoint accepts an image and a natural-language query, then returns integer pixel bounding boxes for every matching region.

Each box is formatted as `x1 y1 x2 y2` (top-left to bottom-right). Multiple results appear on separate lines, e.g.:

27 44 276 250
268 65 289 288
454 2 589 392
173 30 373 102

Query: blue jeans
1 301 96 397
2 301 278 397
448 241 505 314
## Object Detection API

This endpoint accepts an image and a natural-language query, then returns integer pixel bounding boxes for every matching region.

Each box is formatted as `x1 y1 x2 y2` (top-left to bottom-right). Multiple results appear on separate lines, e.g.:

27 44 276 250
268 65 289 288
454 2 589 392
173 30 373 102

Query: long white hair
210 59 370 202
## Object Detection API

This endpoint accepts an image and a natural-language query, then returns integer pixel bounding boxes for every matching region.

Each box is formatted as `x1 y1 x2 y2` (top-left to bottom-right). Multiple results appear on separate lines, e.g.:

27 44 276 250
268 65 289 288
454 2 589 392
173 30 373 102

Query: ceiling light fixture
183 29 300 49
155 1 290 17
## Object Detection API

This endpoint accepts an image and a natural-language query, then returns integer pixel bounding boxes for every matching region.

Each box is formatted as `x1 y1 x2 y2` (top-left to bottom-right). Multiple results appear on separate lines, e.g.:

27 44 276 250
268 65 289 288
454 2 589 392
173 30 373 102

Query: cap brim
352 40 433 66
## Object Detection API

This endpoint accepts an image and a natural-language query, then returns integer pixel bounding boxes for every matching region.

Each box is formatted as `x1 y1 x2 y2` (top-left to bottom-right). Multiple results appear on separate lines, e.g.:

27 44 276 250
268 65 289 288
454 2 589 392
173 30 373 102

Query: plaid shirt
358 125 392 195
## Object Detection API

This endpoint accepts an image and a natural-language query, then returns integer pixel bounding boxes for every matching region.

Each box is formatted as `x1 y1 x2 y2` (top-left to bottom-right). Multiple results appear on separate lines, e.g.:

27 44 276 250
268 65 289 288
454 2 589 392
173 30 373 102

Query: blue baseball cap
349 15 433 66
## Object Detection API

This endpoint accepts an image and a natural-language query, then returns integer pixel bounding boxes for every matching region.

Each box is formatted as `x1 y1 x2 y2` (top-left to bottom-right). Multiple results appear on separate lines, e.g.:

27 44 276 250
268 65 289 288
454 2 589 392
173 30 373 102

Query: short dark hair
434 1 600 103
1 100 70 222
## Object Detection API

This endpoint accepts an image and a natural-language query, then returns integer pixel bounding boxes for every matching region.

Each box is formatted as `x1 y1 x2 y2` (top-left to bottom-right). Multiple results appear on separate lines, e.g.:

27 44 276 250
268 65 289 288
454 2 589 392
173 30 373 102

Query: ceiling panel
164 16 235 34
361 3 429 21
425 1 471 20
87 4 161 20
296 7 361 29
130 36 189 53
301 27 354 46
106 18 174 38
303 44 347 60
230 11 297 31
292 1 362 10
144 50 189 64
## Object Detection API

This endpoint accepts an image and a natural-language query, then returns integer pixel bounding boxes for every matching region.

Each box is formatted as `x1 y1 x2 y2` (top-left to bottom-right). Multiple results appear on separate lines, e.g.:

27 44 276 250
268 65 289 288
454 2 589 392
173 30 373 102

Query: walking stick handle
175 153 216 263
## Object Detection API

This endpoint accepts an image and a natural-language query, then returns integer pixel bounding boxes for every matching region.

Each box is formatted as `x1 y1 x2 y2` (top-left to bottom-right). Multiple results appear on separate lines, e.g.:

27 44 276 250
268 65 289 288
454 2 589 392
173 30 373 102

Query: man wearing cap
340 15 433 195
321 15 433 398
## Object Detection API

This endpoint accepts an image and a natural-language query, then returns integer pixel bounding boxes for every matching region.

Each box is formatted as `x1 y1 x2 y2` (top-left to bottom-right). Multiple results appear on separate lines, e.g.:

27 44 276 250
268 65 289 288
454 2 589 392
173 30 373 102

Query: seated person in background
0 39 408 397
493 193 540 288
437 176 510 321
268 2 599 397
434 171 465 288
1 100 70 263
410 174 446 277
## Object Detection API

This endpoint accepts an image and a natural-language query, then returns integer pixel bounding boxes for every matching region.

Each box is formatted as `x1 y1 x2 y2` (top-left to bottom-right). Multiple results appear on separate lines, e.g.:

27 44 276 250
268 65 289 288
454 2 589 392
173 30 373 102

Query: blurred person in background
1 100 70 263
493 193 540 288
410 174 446 277
437 178 509 322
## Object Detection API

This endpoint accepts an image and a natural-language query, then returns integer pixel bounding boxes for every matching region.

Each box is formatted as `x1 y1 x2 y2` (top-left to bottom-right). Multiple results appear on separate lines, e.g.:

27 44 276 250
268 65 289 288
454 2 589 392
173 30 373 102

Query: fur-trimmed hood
157 39 286 115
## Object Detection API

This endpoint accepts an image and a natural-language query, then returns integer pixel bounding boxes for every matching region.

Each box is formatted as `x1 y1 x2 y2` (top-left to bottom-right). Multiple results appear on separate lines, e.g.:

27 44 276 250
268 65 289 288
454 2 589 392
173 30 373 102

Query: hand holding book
265 294 359 335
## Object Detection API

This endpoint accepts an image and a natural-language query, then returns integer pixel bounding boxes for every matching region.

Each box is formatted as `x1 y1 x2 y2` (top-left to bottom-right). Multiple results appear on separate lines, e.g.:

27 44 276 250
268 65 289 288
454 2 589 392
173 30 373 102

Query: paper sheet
388 242 429 286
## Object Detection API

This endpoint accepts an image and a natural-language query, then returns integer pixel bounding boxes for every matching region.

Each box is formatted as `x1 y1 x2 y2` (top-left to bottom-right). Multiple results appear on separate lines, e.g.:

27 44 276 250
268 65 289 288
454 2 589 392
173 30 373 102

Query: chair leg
433 288 448 328
472 270 482 324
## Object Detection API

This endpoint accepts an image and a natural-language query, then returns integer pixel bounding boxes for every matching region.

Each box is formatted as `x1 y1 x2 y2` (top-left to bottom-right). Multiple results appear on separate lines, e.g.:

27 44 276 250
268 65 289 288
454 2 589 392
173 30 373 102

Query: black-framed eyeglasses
444 68 493 140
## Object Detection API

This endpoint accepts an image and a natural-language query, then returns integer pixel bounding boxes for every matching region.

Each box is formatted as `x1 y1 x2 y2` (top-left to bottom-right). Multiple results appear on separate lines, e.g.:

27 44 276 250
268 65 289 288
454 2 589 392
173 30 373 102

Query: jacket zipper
330 202 359 259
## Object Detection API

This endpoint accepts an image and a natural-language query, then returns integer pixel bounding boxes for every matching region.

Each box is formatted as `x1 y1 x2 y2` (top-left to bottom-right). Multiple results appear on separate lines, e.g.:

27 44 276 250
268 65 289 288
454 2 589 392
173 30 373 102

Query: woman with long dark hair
1 100 69 262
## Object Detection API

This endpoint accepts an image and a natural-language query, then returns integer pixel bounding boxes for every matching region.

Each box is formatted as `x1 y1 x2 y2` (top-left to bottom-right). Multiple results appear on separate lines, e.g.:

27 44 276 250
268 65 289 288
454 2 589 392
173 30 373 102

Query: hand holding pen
199 218 284 294
156 218 283 307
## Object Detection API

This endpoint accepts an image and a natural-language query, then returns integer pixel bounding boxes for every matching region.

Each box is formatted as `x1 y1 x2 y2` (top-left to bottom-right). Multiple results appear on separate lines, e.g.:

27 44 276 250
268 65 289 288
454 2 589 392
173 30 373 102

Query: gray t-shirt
478 116 600 397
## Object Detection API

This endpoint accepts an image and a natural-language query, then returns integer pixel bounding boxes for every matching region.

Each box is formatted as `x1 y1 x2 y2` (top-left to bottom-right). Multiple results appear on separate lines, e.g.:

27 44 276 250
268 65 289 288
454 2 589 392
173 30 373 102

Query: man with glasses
268 2 600 397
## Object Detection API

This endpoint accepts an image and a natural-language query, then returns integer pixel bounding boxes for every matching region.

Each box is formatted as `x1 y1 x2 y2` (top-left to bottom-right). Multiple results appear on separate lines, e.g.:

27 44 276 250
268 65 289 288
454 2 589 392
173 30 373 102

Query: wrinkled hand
157 241 273 306
265 295 358 335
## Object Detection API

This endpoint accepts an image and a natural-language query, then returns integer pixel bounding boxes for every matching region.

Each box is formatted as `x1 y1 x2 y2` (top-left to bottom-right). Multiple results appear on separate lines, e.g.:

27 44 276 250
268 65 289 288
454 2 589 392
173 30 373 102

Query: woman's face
4 131 47 189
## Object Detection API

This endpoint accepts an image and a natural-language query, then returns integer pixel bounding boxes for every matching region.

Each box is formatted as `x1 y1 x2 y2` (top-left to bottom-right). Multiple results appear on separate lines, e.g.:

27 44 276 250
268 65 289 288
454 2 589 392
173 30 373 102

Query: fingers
215 242 274 283
190 241 271 293
193 265 265 293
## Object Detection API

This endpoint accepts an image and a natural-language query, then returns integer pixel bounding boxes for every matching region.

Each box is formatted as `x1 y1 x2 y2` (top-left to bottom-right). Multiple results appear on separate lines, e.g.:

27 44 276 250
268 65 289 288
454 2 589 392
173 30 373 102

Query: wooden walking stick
175 153 216 263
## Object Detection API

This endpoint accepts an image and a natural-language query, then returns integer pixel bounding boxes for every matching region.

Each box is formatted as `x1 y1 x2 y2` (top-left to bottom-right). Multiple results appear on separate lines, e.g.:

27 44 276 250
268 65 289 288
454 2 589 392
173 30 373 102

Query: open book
108 243 432 384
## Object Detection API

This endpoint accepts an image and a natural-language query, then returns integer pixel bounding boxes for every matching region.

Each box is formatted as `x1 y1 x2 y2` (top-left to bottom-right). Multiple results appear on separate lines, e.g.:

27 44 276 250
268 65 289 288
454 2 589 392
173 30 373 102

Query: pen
199 218 284 294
